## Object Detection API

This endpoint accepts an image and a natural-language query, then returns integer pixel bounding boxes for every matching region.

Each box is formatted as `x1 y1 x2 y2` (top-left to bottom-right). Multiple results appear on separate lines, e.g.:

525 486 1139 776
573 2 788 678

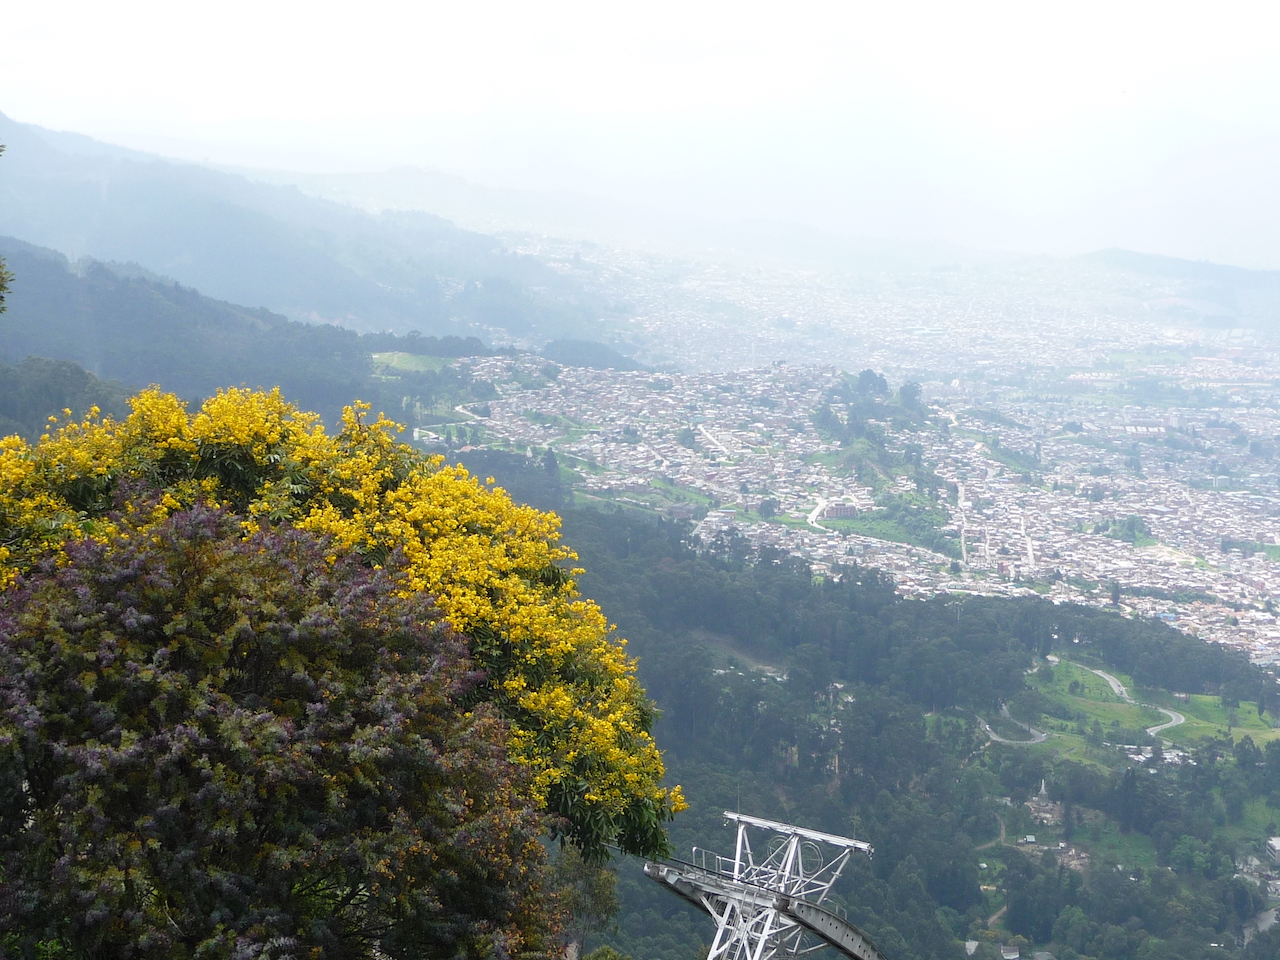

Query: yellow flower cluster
0 388 685 852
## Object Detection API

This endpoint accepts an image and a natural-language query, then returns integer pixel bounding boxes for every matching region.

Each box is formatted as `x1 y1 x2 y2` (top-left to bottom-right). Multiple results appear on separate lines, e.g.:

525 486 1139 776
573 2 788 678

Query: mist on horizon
5 1 1280 268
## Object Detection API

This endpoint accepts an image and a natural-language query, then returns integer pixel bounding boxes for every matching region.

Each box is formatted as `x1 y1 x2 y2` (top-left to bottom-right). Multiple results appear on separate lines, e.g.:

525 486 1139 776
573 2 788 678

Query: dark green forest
575 510 1280 960
0 356 130 438
456 448 1280 960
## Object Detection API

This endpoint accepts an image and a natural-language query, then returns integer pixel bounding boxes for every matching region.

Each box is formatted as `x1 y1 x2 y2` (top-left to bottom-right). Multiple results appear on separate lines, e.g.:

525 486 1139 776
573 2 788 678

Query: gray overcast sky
6 0 1280 266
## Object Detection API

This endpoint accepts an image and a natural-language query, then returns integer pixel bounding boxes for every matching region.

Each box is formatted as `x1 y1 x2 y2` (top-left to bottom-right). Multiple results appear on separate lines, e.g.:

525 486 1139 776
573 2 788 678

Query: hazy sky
6 0 1280 266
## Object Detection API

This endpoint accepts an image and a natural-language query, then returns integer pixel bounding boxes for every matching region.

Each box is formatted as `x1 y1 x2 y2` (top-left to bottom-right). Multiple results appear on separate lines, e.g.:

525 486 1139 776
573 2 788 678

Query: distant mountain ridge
1080 248 1280 289
1078 248 1280 327
541 338 646 371
238 163 1011 275
0 112 614 341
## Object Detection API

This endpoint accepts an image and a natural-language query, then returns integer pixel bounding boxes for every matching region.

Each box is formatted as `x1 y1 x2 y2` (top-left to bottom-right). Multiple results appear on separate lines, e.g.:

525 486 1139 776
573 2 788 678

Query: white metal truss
644 812 887 960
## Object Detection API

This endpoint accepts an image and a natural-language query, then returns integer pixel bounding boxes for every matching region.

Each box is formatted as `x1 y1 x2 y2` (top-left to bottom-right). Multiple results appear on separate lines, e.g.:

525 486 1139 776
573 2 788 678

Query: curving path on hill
1080 664 1186 742
1146 706 1187 738
982 662 1187 747
975 816 1007 851
978 714 1048 745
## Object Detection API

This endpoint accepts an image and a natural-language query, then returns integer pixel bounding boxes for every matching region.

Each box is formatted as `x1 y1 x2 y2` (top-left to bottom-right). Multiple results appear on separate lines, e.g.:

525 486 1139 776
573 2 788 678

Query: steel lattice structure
644 812 889 960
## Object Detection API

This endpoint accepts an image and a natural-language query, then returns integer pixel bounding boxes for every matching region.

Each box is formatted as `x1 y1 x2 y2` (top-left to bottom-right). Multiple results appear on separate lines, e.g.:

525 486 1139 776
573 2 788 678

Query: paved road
697 423 733 456
979 715 1048 745
1146 707 1187 737
806 499 830 532
1086 666 1134 702
1080 664 1186 741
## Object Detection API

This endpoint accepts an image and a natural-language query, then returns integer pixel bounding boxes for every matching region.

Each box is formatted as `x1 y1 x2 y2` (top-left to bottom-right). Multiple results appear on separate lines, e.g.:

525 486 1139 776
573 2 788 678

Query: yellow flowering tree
0 387 684 860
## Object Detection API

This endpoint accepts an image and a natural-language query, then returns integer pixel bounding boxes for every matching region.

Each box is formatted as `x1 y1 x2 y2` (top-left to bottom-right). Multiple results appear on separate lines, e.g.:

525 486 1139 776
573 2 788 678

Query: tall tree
551 845 620 958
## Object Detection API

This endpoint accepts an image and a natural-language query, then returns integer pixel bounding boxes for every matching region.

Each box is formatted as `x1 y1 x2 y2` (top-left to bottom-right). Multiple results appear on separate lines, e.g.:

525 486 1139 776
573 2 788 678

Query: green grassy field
1038 660 1130 701
1028 661 1160 733
1144 689 1279 745
371 351 452 372
1024 735 1128 770
999 659 1280 788
1218 795 1280 851
1083 815 1161 871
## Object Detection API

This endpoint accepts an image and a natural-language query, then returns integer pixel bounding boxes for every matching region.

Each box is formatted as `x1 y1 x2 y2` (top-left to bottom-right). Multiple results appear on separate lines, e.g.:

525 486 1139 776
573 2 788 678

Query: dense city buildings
421 239 1280 668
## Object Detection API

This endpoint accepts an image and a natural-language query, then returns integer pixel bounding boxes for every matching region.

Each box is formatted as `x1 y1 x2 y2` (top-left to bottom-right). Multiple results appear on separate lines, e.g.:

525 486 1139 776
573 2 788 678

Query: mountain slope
0 112 608 339
0 356 130 439
0 236 493 424
1078 248 1280 327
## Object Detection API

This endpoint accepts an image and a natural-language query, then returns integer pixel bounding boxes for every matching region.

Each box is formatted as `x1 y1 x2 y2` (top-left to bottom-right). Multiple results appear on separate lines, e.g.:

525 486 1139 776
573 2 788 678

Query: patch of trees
814 369 929 436
540 339 645 371
454 448 567 511
360 331 493 356
841 492 959 557
0 356 130 438
0 239 498 425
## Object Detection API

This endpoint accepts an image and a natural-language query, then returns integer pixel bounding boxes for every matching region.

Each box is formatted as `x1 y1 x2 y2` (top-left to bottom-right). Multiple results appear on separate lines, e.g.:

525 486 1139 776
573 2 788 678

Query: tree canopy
0 387 683 861
0 237 500 426
0 507 554 957
0 356 130 439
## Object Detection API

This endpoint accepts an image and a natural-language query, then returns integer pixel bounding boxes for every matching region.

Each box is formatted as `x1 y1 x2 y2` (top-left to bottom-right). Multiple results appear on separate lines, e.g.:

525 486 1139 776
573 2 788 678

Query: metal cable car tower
644 812 889 960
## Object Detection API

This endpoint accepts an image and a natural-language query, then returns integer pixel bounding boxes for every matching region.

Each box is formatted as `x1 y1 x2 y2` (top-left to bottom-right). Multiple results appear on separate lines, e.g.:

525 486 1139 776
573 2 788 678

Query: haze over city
7 0 1280 266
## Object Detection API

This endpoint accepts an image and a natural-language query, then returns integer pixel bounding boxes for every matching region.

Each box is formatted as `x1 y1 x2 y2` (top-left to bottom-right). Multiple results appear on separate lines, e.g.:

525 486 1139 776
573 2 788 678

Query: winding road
979 662 1186 747
1081 665 1186 742
806 498 830 531
975 816 1007 851
1146 708 1187 738
978 712 1048 745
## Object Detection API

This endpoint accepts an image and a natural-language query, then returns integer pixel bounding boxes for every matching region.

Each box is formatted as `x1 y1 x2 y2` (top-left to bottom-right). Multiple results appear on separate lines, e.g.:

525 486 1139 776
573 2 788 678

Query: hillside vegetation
0 237 498 424
0 111 613 340
0 356 129 438
433 448 1280 960
551 507 1280 960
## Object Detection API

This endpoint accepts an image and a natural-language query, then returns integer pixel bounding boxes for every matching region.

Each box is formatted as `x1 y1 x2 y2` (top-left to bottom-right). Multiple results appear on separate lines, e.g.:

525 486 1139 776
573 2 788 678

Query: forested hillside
446 449 1280 960
0 356 130 438
0 112 615 339
0 237 496 424
558 506 1280 960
